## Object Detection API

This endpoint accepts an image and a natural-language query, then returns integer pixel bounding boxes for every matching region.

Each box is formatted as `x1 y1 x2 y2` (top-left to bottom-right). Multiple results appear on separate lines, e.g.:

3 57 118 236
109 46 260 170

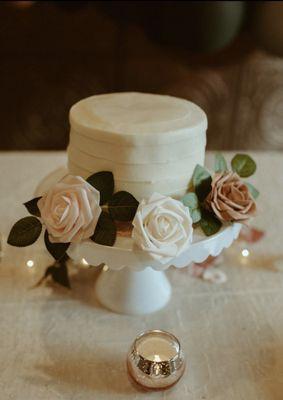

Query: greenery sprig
6 155 259 289
7 171 139 261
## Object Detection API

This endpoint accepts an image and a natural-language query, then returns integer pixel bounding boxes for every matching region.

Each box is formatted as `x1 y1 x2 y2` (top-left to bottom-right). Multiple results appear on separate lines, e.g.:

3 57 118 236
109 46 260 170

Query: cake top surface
70 92 207 136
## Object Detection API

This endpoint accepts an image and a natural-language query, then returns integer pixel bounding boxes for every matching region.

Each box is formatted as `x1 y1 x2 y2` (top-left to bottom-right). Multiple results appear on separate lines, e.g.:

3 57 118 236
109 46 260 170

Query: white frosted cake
68 92 207 200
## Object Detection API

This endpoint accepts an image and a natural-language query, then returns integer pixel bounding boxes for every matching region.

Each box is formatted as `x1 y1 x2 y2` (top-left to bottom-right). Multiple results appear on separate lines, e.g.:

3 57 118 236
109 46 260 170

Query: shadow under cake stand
36 167 242 315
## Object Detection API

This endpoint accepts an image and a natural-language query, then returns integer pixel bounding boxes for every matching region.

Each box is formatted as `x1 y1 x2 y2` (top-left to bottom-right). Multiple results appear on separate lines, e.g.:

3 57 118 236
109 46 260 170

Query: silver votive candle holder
127 330 186 390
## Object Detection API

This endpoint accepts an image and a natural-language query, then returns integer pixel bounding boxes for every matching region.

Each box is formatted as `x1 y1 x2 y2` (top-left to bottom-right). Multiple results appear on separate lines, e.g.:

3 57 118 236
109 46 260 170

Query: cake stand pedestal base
95 267 171 315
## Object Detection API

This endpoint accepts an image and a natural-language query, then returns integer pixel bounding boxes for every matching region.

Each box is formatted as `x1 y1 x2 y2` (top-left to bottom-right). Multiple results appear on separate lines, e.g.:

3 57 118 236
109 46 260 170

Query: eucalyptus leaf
231 154 256 177
191 208 202 224
86 171 114 205
214 153 228 172
182 192 201 223
7 216 42 247
24 196 42 217
90 211 117 246
44 230 70 260
192 164 212 202
200 209 222 236
182 192 199 208
108 191 139 221
246 182 259 199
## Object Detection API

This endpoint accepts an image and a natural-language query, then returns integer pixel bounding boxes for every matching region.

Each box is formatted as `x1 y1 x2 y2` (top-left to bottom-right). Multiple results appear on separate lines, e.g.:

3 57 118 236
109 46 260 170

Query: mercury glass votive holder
127 330 186 390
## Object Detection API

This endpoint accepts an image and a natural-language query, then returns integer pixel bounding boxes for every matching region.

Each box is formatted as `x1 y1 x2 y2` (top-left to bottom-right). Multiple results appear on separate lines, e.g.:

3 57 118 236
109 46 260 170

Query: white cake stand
36 167 242 315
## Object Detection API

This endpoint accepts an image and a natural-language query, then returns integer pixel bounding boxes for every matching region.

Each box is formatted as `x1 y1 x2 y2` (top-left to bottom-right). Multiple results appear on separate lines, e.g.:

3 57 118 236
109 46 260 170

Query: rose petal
238 226 265 243
202 268 227 284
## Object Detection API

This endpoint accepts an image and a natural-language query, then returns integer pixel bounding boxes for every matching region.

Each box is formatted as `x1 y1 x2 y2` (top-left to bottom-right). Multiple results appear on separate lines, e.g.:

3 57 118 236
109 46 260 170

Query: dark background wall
1 1 283 150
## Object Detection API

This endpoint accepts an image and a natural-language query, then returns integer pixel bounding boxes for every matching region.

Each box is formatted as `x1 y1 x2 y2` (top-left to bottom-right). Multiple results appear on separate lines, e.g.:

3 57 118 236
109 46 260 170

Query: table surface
0 151 282 400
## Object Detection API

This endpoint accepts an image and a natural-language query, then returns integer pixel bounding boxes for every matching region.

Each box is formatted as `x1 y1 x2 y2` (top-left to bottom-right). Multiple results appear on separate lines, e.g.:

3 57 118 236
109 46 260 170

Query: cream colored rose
132 193 193 264
205 171 256 222
38 175 101 243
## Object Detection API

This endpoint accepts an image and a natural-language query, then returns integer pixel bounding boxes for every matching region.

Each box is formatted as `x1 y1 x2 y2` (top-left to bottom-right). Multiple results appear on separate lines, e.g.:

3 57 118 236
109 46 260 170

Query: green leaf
200 209 222 236
191 209 202 224
44 230 70 260
86 171 114 205
7 216 42 247
182 192 201 223
90 211 117 246
192 164 212 202
35 255 70 289
47 263 70 288
45 257 70 288
245 182 259 199
182 192 199 208
214 153 228 173
231 154 256 178
23 196 42 217
108 191 139 221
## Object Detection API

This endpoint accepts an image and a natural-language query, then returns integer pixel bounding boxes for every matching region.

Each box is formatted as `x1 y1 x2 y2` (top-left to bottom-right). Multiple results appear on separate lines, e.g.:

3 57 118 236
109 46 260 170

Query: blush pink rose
38 175 101 243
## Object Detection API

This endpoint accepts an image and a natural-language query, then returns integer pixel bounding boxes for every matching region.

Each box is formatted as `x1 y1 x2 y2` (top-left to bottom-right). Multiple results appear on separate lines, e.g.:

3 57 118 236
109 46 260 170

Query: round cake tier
68 92 207 200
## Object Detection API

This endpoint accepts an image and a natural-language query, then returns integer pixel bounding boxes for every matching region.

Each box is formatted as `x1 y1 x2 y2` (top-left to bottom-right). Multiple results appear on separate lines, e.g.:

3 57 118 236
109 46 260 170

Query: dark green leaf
7 216 42 247
86 171 114 205
35 256 70 289
108 191 139 221
90 211 117 246
182 192 201 223
46 262 70 288
23 196 42 217
200 209 222 236
214 153 228 173
44 230 70 260
245 182 259 199
231 154 256 178
192 164 212 202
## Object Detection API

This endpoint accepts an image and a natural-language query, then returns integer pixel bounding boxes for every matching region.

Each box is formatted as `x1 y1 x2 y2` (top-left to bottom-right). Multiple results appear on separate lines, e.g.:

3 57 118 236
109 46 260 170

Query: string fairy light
26 260 34 268
241 249 250 258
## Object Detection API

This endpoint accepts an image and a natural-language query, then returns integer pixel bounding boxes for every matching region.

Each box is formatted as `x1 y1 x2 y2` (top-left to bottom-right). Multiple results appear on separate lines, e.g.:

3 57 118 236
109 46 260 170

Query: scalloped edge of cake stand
35 166 241 273
67 223 242 271
67 224 241 315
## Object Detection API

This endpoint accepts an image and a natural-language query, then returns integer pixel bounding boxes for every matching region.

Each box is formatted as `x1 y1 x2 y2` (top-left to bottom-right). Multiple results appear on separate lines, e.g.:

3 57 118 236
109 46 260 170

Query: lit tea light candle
127 330 185 390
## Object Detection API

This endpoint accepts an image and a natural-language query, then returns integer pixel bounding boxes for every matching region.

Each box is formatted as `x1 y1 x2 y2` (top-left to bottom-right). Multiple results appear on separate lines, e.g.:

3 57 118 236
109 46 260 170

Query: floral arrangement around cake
7 153 258 272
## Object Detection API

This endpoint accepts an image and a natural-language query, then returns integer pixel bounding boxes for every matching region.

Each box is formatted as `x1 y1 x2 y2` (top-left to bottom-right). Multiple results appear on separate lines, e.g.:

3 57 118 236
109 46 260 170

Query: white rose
38 175 101 243
132 193 193 264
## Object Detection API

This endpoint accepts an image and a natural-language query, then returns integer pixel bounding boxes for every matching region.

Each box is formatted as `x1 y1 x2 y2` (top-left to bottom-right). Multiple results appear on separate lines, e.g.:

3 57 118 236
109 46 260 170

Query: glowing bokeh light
26 260 34 268
241 249 250 258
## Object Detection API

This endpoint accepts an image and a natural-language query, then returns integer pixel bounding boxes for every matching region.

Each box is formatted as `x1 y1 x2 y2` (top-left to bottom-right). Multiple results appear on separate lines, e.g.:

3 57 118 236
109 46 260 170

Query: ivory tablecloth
0 151 282 400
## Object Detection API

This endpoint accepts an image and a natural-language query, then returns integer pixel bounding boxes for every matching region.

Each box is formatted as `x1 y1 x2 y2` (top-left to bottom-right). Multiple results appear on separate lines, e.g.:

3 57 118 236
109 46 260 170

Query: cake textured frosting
68 92 207 200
